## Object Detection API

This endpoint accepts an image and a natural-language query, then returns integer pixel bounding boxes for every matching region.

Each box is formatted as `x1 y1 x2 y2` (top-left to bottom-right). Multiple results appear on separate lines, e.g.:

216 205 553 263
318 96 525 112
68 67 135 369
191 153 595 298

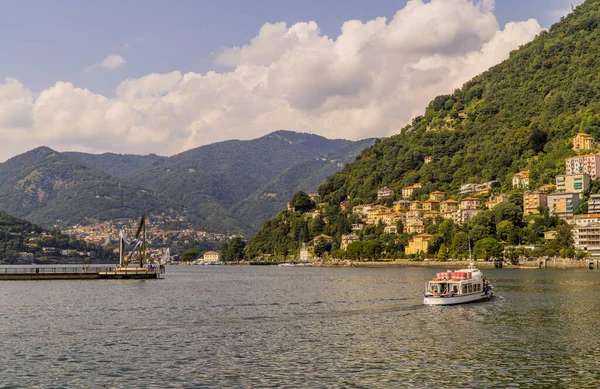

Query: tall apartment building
547 192 579 217
565 154 600 179
556 173 590 194
573 225 600 257
523 191 548 216
589 194 600 214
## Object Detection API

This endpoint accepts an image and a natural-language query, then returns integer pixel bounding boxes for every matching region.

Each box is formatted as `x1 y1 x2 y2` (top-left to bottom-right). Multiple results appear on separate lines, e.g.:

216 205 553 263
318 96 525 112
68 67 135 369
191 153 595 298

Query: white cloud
0 0 543 161
90 54 126 70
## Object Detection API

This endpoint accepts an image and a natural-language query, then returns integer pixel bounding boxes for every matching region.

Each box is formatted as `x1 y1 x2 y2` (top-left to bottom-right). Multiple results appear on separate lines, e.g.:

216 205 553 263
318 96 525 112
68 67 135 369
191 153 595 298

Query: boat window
476 284 480 292
452 285 459 293
468 285 473 293
462 285 468 293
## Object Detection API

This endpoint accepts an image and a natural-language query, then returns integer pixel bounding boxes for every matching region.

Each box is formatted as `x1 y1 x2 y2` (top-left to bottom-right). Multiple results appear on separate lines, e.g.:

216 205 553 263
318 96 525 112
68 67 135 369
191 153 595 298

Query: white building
512 171 530 189
588 195 600 214
573 224 600 257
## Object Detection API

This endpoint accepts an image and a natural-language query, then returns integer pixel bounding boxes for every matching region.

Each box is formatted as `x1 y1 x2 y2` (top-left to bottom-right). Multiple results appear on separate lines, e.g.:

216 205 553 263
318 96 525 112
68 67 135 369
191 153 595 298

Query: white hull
424 291 493 305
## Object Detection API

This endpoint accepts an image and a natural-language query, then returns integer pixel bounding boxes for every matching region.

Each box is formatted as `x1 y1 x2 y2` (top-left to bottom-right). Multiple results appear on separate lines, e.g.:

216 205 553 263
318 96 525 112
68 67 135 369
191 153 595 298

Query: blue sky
0 0 585 159
0 0 580 96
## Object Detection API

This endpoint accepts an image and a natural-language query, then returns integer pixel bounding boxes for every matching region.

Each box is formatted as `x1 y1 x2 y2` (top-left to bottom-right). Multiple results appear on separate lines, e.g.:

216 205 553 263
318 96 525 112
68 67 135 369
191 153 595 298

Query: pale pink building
565 154 600 179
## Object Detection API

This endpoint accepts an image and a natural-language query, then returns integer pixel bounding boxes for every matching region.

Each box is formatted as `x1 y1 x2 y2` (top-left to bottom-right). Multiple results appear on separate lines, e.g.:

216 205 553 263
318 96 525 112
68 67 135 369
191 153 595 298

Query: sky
0 0 585 160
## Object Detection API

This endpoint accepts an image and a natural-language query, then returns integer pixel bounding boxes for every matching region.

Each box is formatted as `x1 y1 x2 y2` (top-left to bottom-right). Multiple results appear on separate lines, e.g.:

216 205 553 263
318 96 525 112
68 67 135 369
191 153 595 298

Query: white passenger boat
423 265 493 305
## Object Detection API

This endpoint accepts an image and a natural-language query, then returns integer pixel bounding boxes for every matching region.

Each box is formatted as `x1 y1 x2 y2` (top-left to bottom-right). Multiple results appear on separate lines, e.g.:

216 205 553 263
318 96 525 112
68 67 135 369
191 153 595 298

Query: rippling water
1 265 600 388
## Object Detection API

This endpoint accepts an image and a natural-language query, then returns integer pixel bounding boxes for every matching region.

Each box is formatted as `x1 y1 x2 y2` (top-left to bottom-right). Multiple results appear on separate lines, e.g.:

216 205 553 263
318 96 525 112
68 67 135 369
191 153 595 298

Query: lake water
1 265 599 388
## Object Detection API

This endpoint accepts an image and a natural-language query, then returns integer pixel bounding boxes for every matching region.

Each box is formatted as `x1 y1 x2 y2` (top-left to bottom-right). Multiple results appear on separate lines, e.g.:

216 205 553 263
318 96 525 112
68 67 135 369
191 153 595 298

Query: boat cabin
427 280 483 296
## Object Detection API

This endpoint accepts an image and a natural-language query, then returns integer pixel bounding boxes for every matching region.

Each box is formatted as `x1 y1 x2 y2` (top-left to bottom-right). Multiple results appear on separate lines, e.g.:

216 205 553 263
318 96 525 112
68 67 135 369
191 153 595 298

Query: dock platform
0 265 164 280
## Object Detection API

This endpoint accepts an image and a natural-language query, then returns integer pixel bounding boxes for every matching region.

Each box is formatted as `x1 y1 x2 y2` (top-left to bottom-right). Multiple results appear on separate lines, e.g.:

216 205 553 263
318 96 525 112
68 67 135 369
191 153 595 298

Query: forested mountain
232 138 376 232
246 1 600 259
63 152 164 178
125 130 349 208
0 147 175 227
119 131 352 233
0 132 370 235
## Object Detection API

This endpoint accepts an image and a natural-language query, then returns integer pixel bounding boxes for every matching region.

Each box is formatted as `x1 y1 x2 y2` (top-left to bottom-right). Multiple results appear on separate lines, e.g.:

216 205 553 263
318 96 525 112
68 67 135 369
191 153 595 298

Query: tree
314 237 331 258
560 246 575 259
346 241 363 260
451 232 470 259
548 223 573 254
492 202 523 225
310 217 325 236
473 238 504 261
222 237 246 262
301 220 310 243
396 219 404 234
576 250 591 260
496 220 515 242
436 244 449 261
181 248 202 262
363 240 383 260
290 191 315 214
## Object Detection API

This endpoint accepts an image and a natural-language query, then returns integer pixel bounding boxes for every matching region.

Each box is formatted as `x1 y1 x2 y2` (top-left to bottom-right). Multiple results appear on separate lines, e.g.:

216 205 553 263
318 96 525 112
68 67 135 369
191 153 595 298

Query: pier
0 265 164 280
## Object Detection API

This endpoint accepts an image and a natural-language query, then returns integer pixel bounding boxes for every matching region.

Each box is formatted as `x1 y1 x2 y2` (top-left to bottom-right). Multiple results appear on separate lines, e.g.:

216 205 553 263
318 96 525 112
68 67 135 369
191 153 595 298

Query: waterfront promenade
315 258 598 269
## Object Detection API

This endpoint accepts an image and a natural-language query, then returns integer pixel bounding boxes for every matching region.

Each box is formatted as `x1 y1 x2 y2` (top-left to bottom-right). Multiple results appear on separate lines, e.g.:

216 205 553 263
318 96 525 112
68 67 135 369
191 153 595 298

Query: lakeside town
62 213 231 262
276 132 600 263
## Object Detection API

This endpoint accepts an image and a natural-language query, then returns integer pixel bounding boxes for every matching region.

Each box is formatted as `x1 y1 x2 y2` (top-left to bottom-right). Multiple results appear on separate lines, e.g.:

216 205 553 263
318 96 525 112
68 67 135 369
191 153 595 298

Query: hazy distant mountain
232 138 376 232
121 130 352 233
63 152 165 178
0 147 174 227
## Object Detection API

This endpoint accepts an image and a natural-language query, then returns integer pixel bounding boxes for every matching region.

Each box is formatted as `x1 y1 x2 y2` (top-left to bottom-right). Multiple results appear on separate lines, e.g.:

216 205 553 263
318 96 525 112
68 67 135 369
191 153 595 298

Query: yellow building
440 199 459 213
523 191 548 216
409 200 423 211
402 183 422 199
429 191 445 202
204 251 221 261
573 132 596 152
460 197 480 210
423 199 440 211
486 194 508 210
405 234 433 255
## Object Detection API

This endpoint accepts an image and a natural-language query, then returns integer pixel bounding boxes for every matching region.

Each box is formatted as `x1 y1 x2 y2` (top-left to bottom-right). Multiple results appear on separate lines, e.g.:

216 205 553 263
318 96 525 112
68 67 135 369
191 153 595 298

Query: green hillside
63 152 164 178
246 1 600 259
232 138 376 232
0 210 114 263
0 147 175 227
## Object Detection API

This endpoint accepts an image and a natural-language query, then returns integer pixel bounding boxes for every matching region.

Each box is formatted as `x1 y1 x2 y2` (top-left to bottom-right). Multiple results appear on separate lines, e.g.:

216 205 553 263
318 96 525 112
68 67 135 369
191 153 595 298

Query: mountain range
0 131 374 235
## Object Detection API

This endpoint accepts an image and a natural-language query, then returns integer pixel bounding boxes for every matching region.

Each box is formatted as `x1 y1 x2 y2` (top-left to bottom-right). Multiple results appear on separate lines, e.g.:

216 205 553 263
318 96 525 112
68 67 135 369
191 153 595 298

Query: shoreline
313 258 598 270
